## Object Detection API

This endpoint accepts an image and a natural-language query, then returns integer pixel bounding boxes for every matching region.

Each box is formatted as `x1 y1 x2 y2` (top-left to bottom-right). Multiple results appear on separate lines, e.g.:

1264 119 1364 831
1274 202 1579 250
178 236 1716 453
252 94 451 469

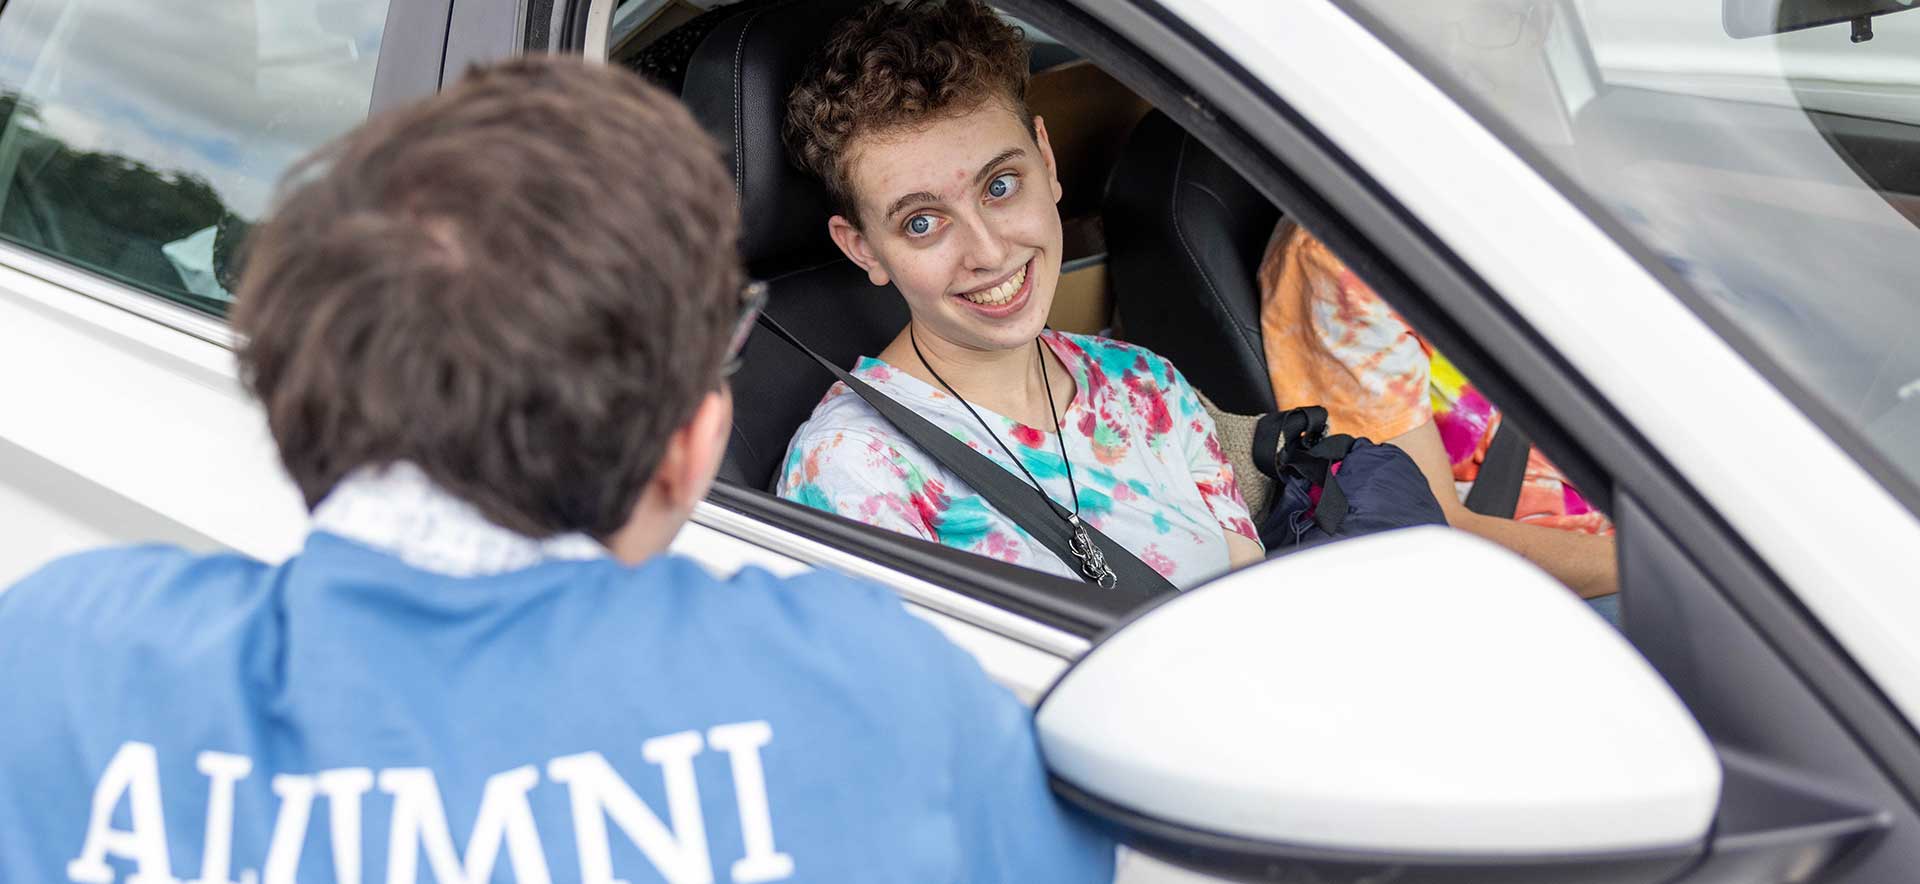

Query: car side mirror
1035 527 1722 883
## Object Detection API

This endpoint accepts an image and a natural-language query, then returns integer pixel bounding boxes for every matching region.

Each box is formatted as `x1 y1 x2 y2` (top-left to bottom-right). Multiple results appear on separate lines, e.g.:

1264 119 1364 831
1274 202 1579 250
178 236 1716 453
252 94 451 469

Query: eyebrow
881 148 1029 221
883 191 942 222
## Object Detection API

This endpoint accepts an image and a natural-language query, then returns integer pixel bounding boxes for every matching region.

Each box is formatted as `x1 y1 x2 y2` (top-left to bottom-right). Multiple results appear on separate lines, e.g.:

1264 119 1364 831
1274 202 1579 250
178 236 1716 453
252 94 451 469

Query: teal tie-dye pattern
1152 512 1173 535
1084 336 1149 385
782 442 807 481
1075 486 1114 516
794 482 834 513
935 494 999 547
1017 447 1069 481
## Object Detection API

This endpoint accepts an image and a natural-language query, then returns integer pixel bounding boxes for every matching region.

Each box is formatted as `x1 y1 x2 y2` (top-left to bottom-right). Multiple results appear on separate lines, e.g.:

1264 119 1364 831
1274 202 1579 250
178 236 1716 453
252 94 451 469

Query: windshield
1341 0 1920 507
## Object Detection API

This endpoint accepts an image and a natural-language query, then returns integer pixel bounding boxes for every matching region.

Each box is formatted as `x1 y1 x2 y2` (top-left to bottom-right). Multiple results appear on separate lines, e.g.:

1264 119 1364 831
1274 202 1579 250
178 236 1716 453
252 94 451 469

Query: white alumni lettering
67 723 791 884
68 742 177 884
189 752 252 884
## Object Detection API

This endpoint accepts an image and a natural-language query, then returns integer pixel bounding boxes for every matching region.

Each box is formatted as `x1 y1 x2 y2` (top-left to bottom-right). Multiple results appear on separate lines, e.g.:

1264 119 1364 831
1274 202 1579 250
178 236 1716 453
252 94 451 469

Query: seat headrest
682 0 868 274
1104 110 1280 415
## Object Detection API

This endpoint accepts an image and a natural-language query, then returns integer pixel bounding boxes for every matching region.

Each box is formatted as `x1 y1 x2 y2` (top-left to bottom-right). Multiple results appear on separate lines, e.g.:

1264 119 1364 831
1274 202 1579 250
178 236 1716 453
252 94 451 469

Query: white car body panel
0 246 301 586
1167 0 1920 726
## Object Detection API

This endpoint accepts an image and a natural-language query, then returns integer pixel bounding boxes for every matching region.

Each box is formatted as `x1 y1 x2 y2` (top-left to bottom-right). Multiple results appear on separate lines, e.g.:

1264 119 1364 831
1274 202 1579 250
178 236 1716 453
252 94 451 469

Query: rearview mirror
1035 528 1721 883
1724 0 1920 39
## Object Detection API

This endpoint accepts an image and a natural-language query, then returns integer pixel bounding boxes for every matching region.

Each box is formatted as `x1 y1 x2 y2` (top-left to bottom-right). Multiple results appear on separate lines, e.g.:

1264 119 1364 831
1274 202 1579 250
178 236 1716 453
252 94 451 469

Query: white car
3 0 1918 881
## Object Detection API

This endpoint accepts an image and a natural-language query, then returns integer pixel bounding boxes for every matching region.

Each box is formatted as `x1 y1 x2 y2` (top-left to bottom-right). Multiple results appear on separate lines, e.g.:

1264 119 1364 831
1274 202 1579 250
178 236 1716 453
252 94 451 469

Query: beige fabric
1199 393 1274 520
1048 259 1111 335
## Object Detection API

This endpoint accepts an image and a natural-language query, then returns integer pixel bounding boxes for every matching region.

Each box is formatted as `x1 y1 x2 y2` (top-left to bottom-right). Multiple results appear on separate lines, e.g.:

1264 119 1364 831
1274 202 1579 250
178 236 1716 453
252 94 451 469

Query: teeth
962 264 1026 306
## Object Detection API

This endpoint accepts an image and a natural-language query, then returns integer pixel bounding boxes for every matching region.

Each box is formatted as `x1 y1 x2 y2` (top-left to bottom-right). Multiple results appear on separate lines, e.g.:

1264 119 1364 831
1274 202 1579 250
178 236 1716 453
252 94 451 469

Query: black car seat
679 0 906 489
1103 110 1281 415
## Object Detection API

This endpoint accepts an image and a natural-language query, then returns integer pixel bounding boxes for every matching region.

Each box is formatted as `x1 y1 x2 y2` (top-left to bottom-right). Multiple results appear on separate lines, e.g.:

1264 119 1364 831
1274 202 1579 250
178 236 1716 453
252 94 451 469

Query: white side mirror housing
1036 527 1721 882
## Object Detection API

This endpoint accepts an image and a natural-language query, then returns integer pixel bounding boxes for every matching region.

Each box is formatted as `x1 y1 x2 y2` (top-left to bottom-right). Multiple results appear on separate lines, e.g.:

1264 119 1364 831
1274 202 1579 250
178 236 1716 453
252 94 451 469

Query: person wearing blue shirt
0 57 1114 884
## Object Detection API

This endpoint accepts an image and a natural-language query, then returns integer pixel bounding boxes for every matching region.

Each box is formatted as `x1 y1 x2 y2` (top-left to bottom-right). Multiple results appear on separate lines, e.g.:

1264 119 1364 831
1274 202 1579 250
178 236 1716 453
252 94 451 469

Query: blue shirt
0 533 1113 883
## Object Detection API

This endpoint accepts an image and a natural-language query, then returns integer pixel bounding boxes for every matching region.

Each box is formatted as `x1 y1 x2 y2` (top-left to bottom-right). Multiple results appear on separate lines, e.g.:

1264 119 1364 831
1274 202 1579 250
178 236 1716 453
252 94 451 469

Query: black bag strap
1252 406 1356 535
757 315 1178 598
1464 419 1530 518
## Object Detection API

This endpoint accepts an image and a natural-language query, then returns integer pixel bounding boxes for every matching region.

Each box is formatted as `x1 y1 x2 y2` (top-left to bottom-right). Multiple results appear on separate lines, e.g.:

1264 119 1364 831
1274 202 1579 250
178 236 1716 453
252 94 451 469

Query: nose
954 208 1011 277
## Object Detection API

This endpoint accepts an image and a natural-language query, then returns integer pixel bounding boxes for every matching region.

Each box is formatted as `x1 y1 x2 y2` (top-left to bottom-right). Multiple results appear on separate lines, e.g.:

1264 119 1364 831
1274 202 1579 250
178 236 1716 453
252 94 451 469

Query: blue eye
987 172 1019 199
905 215 936 237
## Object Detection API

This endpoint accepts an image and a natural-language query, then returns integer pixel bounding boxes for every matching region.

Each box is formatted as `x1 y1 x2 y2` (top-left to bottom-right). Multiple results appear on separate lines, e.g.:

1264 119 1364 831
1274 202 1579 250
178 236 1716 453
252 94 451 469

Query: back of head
233 57 742 540
784 0 1032 220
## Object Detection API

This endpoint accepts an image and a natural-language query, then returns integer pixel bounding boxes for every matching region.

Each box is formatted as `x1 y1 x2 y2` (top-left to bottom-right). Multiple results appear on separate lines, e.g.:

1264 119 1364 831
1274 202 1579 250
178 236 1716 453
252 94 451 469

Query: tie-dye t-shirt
776 331 1260 588
1259 225 1612 535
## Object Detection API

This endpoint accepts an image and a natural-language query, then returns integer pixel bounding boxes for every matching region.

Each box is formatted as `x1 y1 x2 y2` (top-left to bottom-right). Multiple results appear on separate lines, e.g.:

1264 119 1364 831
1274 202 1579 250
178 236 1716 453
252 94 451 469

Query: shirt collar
310 462 607 577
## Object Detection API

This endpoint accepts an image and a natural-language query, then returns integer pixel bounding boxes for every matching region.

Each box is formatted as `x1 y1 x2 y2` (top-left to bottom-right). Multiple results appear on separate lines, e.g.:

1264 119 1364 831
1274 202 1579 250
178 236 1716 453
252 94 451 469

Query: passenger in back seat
773 0 1265 589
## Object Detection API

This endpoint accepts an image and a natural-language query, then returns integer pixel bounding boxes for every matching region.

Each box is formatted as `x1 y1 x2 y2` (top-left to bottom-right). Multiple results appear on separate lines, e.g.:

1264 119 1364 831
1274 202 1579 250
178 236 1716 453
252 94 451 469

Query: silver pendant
1067 515 1118 589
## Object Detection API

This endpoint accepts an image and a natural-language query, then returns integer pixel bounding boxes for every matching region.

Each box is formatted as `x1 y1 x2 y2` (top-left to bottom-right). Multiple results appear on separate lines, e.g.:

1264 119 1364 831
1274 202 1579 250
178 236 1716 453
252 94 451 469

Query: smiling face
827 100 1064 354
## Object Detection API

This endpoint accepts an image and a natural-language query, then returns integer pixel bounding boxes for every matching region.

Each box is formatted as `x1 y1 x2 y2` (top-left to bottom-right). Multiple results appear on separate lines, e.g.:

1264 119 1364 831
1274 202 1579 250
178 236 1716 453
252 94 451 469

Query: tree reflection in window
0 0 387 317
0 92 248 313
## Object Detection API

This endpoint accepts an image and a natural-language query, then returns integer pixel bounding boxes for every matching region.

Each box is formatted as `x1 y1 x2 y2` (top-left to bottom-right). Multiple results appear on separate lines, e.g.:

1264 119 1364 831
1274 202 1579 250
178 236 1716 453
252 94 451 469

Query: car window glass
0 0 391 316
1342 0 1920 513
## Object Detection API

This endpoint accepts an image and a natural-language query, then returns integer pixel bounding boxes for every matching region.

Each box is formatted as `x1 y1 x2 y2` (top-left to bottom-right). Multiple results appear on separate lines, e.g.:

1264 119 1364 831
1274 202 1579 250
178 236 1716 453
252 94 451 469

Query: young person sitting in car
0 58 1114 882
776 0 1264 589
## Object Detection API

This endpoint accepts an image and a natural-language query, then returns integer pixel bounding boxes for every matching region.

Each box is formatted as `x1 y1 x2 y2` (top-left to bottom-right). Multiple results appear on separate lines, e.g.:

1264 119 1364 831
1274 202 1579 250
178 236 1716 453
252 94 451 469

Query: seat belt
757 315 1179 598
1463 418 1530 518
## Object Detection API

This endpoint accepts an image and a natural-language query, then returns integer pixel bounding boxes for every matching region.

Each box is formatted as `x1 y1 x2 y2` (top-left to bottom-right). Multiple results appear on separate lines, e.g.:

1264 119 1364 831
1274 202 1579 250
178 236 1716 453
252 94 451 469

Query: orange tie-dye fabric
1258 225 1611 536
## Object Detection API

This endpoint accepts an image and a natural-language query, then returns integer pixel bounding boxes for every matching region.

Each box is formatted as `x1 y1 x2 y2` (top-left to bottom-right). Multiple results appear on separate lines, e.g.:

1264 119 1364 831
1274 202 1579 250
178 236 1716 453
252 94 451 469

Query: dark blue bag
1252 406 1447 552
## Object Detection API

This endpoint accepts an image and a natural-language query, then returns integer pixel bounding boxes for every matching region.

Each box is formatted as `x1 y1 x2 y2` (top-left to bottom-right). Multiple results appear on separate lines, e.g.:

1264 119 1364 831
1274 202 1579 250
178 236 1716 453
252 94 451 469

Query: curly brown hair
784 0 1032 221
232 57 743 539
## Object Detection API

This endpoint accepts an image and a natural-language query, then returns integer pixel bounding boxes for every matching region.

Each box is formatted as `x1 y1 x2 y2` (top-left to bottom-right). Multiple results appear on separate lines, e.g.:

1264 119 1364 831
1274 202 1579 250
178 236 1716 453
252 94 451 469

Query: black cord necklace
909 326 1116 588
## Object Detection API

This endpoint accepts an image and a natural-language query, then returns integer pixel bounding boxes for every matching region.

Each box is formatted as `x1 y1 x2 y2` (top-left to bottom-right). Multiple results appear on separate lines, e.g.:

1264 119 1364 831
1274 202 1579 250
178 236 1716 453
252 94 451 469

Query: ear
649 389 733 513
828 215 891 287
1034 115 1064 205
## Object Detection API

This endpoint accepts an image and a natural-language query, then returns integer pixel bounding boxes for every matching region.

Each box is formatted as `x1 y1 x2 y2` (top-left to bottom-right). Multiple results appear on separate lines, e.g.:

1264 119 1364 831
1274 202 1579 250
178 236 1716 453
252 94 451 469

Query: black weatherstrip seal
557 0 593 52
368 0 455 114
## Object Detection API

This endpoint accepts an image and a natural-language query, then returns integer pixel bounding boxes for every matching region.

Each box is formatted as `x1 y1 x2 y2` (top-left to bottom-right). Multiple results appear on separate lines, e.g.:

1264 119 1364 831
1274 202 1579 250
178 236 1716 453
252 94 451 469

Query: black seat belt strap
1464 419 1530 519
757 315 1178 597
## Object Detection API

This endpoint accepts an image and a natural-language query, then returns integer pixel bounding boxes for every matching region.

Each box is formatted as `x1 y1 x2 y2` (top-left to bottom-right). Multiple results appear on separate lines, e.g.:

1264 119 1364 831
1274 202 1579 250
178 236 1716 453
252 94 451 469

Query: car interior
610 0 1309 570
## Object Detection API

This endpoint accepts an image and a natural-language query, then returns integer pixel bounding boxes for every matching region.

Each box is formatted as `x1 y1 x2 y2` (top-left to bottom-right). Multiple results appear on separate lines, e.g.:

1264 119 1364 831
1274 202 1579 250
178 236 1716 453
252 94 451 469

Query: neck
913 324 1044 391
887 322 1064 426
601 492 684 566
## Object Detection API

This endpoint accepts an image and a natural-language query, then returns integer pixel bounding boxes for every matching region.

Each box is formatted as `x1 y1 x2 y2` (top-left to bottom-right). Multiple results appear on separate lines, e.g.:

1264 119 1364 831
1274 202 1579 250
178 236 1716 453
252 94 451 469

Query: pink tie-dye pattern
1436 389 1496 465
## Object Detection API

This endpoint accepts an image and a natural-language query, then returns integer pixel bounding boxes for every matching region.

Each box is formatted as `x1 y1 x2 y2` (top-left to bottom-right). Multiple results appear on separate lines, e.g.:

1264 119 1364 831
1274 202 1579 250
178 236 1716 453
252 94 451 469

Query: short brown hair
233 56 743 539
784 0 1031 219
